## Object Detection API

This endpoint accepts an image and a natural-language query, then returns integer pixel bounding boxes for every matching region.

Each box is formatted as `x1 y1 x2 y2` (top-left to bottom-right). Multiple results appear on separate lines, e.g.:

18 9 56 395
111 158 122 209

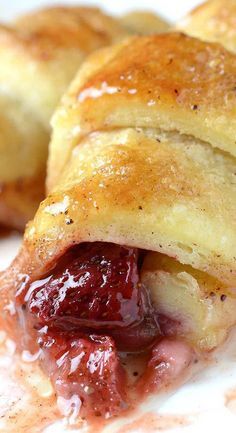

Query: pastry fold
0 6 128 229
141 253 236 350
177 0 236 53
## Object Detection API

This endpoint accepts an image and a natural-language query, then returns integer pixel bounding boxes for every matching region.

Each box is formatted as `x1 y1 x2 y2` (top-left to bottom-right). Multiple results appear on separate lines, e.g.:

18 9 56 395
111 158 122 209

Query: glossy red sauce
14 242 194 422
39 332 127 418
27 244 144 331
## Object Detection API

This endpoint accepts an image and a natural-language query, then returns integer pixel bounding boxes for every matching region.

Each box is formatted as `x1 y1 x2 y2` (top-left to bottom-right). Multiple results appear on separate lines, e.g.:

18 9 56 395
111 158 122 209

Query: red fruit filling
15 242 193 421
27 243 143 330
38 331 127 418
137 338 194 394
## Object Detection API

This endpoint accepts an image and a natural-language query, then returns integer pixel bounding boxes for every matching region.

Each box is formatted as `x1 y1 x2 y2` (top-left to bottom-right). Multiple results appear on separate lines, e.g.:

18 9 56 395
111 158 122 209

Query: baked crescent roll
120 10 169 34
178 0 236 52
1 33 236 422
0 6 128 230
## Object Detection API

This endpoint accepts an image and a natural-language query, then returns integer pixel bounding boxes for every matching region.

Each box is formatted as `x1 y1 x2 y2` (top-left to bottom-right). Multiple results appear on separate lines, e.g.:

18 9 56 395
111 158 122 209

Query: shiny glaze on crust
49 32 236 185
77 32 236 111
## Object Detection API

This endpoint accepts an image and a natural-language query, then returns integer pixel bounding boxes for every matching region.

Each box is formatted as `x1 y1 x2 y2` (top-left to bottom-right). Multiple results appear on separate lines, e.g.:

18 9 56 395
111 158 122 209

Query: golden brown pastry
177 0 236 52
0 6 128 230
1 33 236 424
120 10 169 34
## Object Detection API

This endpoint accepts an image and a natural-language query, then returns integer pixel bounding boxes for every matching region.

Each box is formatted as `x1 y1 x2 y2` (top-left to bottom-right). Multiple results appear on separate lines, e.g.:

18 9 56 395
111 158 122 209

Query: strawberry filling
15 242 193 421
38 331 127 418
27 243 143 330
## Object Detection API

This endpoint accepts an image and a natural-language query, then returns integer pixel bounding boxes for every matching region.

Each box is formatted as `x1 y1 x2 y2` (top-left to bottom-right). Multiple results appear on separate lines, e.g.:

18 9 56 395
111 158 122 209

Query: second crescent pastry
177 0 236 53
0 6 128 229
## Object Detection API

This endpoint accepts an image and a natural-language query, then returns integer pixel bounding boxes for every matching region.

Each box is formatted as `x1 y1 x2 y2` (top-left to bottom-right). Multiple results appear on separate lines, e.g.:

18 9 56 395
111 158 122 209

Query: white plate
1 1 236 432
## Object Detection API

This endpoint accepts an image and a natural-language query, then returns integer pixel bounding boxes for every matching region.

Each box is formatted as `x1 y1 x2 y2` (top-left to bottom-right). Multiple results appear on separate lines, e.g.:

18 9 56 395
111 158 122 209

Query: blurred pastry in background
177 0 236 52
120 10 169 34
0 6 129 230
